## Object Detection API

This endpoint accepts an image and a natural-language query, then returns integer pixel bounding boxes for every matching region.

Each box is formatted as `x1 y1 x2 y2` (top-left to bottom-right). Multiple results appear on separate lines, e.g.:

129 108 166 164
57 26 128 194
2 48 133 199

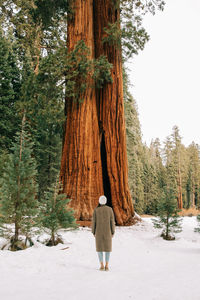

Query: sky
128 0 200 147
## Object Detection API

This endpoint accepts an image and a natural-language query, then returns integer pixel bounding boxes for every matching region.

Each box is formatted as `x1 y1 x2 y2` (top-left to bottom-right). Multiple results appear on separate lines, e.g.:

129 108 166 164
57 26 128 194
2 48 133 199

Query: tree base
1 237 32 251
161 233 175 241
46 236 64 247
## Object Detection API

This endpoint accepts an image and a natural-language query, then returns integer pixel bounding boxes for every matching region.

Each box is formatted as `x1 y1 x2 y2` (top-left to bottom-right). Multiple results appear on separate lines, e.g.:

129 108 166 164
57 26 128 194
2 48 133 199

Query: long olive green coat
92 205 115 252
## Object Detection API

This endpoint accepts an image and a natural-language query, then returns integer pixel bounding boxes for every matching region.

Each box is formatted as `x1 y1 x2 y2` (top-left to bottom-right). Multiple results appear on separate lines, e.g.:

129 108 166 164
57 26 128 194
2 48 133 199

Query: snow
1 217 200 300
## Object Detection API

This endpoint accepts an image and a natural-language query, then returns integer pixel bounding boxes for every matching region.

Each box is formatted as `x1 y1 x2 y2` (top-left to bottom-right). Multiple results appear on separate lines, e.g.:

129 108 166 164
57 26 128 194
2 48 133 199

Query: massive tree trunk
93 0 134 225
60 0 134 225
60 0 103 220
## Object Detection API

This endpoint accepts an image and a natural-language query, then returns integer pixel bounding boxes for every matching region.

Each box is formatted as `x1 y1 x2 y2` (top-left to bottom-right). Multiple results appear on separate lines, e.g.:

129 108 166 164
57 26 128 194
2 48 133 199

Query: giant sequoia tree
60 0 164 225
0 0 164 224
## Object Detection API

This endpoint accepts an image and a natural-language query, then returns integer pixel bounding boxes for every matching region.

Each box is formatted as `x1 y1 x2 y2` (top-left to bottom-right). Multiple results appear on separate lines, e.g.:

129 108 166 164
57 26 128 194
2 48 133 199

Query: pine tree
25 54 65 200
39 177 77 246
0 31 21 150
170 126 187 209
163 136 178 197
0 116 38 250
138 143 161 215
186 143 200 208
163 127 189 210
0 150 9 178
152 187 182 240
0 0 70 200
144 139 166 214
124 74 145 214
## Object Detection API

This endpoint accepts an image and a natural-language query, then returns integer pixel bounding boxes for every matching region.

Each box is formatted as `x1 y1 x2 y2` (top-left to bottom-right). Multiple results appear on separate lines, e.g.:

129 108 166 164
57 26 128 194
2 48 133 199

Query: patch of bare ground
141 209 200 218
77 221 92 227
140 214 155 218
178 208 200 217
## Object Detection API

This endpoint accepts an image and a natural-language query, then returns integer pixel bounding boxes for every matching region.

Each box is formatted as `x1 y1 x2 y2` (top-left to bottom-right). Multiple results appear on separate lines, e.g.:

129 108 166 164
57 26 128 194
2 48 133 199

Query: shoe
105 266 109 271
99 266 104 271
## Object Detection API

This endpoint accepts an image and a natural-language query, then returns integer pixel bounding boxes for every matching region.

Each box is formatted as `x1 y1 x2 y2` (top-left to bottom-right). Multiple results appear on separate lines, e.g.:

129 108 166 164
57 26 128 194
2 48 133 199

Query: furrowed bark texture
60 0 103 220
60 0 134 225
93 0 134 225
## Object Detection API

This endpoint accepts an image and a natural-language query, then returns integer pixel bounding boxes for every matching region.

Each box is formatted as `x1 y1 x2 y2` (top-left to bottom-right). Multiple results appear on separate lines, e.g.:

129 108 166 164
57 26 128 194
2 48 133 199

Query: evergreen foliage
0 116 38 250
142 149 160 215
194 214 200 233
0 0 114 200
0 2 67 199
142 140 166 214
0 31 21 150
0 150 9 178
19 52 65 199
124 88 145 213
39 177 77 246
152 187 182 240
186 143 200 208
1 0 200 218
30 0 73 29
42 40 113 103
119 0 165 59
102 0 164 60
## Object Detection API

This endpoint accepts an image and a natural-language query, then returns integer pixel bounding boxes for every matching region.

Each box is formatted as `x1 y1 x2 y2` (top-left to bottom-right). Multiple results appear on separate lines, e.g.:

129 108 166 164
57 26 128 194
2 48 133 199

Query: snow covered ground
1 217 200 300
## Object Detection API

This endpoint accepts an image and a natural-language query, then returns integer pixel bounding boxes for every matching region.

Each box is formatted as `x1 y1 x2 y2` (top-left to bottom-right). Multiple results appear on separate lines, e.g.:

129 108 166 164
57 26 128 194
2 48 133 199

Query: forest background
0 0 200 220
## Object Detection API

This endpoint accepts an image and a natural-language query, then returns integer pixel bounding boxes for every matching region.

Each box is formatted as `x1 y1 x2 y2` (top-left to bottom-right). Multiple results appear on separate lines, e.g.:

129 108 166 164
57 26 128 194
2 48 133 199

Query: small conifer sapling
152 187 182 240
0 115 38 250
39 176 77 246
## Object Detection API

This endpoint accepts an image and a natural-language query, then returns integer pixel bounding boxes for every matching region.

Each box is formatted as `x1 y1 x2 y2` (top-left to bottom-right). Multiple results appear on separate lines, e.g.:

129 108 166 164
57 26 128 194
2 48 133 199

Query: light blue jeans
98 252 110 263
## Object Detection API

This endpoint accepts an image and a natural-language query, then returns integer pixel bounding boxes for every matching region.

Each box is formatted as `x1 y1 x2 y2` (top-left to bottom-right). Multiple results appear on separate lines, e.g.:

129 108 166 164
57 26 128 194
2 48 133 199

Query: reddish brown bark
60 0 103 220
93 0 134 225
60 0 134 225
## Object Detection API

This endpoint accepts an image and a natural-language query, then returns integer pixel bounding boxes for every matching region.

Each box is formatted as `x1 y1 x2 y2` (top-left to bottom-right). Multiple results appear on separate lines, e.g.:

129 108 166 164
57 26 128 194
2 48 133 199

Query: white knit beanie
99 195 107 205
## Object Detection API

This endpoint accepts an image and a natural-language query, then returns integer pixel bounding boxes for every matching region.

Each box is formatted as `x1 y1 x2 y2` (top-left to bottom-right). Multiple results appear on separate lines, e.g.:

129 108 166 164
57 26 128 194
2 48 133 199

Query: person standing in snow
92 195 115 271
